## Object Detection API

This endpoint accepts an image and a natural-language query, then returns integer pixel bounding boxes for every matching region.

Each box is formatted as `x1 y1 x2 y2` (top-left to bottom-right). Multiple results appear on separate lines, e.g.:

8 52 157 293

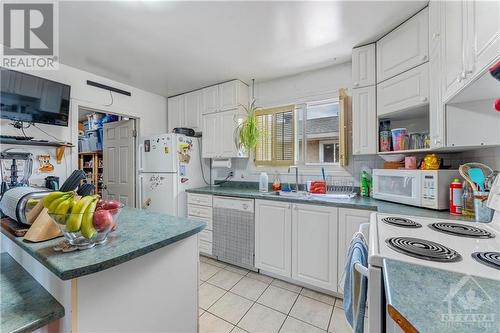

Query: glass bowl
49 204 123 250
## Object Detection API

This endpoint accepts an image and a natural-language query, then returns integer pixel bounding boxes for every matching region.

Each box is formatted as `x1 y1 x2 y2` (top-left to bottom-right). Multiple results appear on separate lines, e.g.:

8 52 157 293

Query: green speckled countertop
1 253 65 333
1 207 205 280
186 183 476 222
383 259 500 333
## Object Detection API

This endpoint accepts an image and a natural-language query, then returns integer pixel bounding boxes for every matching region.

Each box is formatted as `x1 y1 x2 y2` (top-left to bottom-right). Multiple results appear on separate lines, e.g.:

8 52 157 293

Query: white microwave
372 169 459 210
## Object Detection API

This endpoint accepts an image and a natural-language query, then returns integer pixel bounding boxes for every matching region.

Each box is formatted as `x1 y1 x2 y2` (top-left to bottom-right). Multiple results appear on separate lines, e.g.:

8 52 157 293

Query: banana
66 196 94 232
81 198 98 239
48 193 73 213
52 198 74 224
43 191 65 208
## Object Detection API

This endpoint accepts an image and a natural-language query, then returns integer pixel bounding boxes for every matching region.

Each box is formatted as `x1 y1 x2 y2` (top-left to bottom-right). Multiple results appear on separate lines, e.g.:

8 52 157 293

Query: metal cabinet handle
432 32 440 39
353 82 359 87
421 55 427 61
421 97 428 102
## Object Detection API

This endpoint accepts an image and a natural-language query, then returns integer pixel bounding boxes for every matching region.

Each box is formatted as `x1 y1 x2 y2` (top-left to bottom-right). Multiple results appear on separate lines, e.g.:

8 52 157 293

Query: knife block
24 206 62 242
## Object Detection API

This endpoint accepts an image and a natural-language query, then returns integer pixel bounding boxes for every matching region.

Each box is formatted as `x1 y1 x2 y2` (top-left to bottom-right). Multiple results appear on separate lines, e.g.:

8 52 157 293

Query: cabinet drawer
188 205 213 219
188 215 213 230
199 239 213 255
199 229 213 243
188 193 212 207
377 63 429 117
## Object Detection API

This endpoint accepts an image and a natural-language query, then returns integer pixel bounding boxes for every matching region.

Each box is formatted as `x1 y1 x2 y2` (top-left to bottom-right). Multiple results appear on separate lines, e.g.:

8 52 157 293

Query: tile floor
199 256 366 333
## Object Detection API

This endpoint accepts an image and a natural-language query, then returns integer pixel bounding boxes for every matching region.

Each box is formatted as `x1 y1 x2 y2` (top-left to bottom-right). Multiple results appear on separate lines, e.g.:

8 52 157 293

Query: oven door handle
354 262 369 277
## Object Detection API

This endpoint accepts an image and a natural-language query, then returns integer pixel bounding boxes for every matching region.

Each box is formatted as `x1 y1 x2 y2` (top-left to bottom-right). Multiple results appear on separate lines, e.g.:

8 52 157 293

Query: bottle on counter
449 178 463 215
462 181 475 217
361 171 371 197
259 172 269 193
272 172 282 192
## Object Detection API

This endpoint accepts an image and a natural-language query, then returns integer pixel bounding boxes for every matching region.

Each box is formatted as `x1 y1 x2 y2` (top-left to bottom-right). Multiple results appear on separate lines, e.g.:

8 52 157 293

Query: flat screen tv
0 67 71 127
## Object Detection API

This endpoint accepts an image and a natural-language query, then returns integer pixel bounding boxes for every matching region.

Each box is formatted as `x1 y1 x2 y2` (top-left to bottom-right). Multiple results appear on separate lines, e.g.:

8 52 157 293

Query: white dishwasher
212 196 255 271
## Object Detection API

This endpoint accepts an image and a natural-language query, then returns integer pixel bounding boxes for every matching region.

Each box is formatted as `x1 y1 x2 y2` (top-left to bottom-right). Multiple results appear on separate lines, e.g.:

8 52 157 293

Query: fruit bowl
49 203 123 250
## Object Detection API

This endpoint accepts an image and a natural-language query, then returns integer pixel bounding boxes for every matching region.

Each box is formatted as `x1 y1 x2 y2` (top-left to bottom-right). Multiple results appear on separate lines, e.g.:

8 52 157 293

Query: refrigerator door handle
138 143 144 172
138 175 144 209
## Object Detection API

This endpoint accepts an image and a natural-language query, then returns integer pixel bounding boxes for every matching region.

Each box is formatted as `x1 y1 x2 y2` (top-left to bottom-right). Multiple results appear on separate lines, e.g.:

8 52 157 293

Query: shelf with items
78 151 103 195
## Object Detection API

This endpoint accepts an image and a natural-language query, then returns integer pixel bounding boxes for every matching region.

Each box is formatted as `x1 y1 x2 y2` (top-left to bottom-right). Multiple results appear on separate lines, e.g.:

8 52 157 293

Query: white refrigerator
138 133 207 217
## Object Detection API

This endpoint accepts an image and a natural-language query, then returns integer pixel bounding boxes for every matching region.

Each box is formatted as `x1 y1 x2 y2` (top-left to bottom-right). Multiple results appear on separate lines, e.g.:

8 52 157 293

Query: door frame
70 99 140 207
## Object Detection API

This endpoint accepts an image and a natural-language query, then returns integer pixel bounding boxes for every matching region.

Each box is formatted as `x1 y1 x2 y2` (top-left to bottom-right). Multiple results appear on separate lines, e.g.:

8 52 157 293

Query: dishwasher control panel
213 196 254 212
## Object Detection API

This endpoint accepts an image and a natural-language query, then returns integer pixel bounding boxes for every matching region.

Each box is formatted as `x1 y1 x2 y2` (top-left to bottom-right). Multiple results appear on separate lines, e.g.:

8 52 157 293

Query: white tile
290 295 333 330
280 316 326 333
230 276 269 301
257 285 298 314
201 256 228 268
200 308 205 317
231 327 248 333
271 279 303 293
334 298 344 309
208 292 254 325
199 282 226 310
201 262 222 281
199 311 234 333
238 303 286 333
224 264 250 276
301 288 336 306
246 271 274 284
328 307 353 333
208 269 245 290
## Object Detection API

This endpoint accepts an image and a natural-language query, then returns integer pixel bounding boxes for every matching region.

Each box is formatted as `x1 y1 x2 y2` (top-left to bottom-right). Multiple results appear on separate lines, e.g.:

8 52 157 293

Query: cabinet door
352 86 377 155
219 109 238 158
352 44 376 88
185 90 202 131
292 204 338 291
201 113 219 158
377 63 429 117
219 80 239 111
376 7 429 83
465 0 500 78
167 95 185 132
202 86 219 114
255 200 292 278
338 208 372 286
441 1 466 102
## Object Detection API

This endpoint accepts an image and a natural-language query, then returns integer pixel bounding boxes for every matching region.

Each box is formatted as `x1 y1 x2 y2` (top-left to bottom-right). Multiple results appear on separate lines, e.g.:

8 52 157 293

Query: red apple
100 200 122 215
93 210 114 231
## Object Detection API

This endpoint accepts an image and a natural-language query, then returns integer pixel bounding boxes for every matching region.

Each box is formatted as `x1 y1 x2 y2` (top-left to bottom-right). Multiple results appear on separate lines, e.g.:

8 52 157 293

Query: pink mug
405 156 417 169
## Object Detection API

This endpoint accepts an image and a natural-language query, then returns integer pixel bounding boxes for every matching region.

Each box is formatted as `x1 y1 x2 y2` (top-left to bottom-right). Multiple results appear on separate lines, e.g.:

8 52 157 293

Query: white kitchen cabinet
167 95 185 132
202 112 219 158
255 200 292 278
376 7 429 83
187 193 213 256
292 204 338 292
352 44 376 88
337 208 372 284
184 90 203 131
377 63 429 117
219 80 249 111
202 85 219 114
352 86 377 155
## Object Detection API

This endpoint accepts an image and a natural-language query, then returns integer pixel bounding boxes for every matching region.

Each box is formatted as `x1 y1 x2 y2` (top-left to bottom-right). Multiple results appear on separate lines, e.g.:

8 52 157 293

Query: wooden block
26 199 44 225
24 208 62 242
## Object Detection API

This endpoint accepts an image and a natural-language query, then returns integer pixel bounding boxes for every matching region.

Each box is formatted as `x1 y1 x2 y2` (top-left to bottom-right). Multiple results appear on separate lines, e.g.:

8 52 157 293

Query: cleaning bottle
259 172 269 193
272 172 281 192
361 171 370 197
449 178 463 215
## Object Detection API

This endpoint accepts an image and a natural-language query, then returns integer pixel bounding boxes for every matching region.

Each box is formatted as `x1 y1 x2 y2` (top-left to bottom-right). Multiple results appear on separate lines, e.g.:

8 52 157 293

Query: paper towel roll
212 159 232 168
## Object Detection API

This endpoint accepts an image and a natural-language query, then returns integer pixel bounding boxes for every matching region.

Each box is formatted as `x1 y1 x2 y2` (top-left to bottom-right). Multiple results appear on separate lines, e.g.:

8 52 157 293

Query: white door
140 134 177 173
292 204 338 291
338 208 372 287
138 173 177 215
441 0 466 102
103 119 136 207
352 44 376 88
352 86 376 155
377 63 429 117
202 86 219 114
376 7 429 83
202 113 219 158
167 95 185 132
255 200 292 278
219 109 239 158
185 90 202 131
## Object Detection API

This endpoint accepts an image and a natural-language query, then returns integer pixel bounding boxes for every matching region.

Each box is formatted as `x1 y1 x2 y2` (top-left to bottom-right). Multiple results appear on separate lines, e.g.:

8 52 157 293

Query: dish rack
326 178 356 196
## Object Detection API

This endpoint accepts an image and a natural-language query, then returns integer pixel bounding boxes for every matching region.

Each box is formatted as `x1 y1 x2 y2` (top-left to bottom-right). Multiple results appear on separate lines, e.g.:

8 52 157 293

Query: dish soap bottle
272 172 282 192
361 170 371 197
259 172 269 193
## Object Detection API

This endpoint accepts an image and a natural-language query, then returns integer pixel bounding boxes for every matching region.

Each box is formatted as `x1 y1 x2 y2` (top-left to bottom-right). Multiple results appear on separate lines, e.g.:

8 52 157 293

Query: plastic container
473 191 494 222
462 182 475 217
391 128 408 151
259 172 269 193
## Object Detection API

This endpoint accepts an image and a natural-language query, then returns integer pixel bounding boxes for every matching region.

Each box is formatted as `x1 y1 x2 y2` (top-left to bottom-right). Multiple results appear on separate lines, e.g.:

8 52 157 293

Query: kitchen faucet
288 165 299 192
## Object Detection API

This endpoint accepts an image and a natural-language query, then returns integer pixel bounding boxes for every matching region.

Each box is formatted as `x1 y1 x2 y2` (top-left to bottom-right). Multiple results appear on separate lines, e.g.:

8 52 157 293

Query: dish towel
342 237 368 333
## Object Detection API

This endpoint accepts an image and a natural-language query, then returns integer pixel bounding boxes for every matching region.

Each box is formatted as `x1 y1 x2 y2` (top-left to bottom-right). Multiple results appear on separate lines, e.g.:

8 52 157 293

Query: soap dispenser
259 172 269 193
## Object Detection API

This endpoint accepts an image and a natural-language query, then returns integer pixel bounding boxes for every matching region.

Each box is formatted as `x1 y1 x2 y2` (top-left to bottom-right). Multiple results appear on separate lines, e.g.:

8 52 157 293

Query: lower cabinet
292 204 338 291
337 208 372 283
255 200 292 277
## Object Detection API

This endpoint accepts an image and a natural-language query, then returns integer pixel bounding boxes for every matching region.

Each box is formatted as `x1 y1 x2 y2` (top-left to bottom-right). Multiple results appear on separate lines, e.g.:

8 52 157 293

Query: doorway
77 107 137 207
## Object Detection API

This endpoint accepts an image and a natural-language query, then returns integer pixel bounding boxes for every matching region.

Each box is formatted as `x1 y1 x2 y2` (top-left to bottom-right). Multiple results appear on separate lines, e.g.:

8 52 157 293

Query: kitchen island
1 207 205 333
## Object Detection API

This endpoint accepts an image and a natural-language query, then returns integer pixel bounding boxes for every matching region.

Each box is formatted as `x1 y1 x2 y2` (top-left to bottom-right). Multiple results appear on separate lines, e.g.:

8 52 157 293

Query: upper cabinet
352 86 377 155
352 44 376 88
167 94 185 132
185 90 203 130
202 85 219 114
202 80 249 115
202 109 247 159
376 7 429 83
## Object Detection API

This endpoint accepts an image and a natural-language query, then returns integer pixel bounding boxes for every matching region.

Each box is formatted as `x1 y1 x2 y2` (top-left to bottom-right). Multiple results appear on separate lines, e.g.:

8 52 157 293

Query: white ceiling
59 1 427 97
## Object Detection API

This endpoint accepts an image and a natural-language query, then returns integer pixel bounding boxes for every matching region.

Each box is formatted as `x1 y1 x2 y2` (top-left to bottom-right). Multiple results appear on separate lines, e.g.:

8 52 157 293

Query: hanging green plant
235 99 261 151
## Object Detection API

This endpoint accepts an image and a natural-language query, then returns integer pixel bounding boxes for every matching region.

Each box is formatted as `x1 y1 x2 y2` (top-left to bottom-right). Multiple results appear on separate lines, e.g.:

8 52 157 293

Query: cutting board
1 217 29 237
